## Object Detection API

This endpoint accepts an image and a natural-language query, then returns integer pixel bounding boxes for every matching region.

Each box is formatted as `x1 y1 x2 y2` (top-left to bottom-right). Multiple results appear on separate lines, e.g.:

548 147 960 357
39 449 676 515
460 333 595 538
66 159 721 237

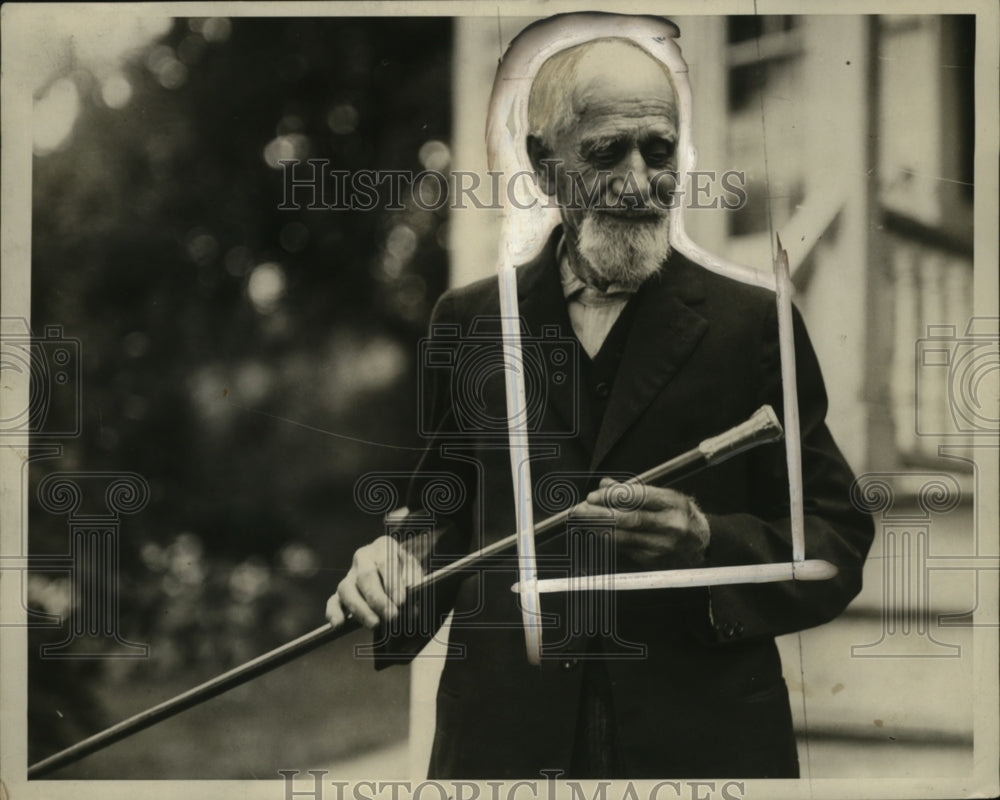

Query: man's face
529 42 679 289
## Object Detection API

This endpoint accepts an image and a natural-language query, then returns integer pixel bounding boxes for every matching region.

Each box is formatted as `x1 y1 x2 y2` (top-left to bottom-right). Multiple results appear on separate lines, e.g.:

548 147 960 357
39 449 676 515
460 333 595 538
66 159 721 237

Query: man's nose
609 149 653 207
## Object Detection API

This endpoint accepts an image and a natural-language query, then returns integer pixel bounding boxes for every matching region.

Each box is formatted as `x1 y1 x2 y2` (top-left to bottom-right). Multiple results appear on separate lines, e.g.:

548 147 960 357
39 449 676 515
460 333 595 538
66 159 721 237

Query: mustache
589 206 669 222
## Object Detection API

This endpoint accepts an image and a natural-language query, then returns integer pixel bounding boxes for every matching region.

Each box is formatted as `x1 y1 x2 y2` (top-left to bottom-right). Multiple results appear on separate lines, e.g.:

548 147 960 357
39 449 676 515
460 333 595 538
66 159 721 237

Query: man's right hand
325 535 425 629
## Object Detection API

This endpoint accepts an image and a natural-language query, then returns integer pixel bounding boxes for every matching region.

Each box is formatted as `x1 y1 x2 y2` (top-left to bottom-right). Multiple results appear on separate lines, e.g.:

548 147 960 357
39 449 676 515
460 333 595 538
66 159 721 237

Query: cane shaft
418 404 781 590
28 405 781 778
27 621 360 778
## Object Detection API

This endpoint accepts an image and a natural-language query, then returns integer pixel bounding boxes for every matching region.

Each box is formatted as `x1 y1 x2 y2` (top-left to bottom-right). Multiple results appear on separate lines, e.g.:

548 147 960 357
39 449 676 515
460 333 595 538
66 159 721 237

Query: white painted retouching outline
484 13 825 663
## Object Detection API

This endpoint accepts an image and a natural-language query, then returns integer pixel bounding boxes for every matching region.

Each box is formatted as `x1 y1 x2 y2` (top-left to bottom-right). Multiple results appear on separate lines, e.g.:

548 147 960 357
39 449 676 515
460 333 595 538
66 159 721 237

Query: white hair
577 213 672 290
526 37 678 149
487 12 776 289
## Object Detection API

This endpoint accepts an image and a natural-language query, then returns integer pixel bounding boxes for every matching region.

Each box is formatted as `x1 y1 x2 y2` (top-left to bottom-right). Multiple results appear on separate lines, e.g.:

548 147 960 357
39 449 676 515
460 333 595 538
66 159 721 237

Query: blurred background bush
28 15 452 777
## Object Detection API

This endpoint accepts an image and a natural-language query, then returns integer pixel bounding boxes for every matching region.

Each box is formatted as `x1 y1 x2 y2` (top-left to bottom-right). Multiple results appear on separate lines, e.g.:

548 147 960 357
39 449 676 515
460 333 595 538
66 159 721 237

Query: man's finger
338 576 382 629
613 507 689 531
568 501 616 520
571 501 683 531
356 565 399 621
384 559 409 607
586 480 644 508
614 528 681 555
586 482 686 512
325 593 347 628
393 549 426 603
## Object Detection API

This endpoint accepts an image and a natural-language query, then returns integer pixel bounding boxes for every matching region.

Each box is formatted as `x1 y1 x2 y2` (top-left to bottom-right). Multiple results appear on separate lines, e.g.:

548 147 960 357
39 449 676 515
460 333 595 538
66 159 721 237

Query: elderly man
328 16 873 780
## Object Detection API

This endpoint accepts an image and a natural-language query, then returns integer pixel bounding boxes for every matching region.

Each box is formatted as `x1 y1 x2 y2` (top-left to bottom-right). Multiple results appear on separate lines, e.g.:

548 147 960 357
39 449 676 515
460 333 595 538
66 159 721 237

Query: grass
49 632 410 779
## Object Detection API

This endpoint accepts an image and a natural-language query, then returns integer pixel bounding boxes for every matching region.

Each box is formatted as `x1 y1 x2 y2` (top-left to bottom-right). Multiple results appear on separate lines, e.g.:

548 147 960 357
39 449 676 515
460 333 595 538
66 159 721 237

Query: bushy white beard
576 212 671 290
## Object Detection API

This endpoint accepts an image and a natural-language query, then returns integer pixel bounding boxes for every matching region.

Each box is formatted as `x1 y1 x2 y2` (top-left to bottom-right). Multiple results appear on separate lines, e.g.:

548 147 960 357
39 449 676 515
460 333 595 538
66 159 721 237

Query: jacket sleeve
402 290 478 541
371 291 477 667
694 302 875 645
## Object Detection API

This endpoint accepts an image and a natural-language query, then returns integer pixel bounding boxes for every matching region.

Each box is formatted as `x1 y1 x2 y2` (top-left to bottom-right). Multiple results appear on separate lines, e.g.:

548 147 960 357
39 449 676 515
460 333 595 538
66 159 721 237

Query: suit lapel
590 254 708 470
515 231 598 451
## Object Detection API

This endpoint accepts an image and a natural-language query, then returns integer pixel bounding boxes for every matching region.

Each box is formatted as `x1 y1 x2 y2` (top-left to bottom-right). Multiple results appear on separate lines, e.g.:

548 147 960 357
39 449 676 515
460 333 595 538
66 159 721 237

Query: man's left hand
573 478 710 569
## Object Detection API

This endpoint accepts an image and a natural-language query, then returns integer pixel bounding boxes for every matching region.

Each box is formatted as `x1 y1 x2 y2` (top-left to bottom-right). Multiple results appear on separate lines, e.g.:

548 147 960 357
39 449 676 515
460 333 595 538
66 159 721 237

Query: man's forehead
575 99 678 138
566 40 676 123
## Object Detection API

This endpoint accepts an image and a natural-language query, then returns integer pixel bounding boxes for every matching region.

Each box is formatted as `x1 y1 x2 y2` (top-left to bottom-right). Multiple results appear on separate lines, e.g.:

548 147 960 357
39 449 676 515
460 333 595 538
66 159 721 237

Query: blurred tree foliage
28 16 453 766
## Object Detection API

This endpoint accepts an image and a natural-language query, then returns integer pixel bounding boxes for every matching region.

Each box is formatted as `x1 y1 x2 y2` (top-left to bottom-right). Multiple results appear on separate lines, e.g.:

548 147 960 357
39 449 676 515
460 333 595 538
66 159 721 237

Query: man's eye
588 144 623 166
643 141 676 167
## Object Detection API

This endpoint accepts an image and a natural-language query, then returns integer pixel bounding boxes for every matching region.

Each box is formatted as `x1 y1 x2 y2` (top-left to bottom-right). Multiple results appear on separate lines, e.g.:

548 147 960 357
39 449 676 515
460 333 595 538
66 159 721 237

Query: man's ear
526 135 557 196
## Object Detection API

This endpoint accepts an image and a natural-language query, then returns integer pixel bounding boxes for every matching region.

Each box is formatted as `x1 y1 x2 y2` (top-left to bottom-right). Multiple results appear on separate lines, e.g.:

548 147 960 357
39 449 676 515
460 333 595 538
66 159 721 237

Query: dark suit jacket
389 228 873 779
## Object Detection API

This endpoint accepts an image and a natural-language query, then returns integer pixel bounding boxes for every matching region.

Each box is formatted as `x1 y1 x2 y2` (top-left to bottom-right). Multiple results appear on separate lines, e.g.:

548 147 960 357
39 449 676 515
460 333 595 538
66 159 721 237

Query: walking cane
28 404 782 779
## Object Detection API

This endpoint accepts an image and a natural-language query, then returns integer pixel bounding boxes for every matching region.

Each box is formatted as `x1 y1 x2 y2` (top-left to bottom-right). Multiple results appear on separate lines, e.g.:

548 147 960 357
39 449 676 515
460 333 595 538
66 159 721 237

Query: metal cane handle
698 405 783 466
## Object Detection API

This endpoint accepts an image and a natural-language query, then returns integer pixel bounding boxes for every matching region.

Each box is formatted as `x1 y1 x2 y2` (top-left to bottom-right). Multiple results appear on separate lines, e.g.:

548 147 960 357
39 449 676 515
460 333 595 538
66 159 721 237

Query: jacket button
561 659 579 670
720 622 735 638
734 622 744 635
594 382 611 398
